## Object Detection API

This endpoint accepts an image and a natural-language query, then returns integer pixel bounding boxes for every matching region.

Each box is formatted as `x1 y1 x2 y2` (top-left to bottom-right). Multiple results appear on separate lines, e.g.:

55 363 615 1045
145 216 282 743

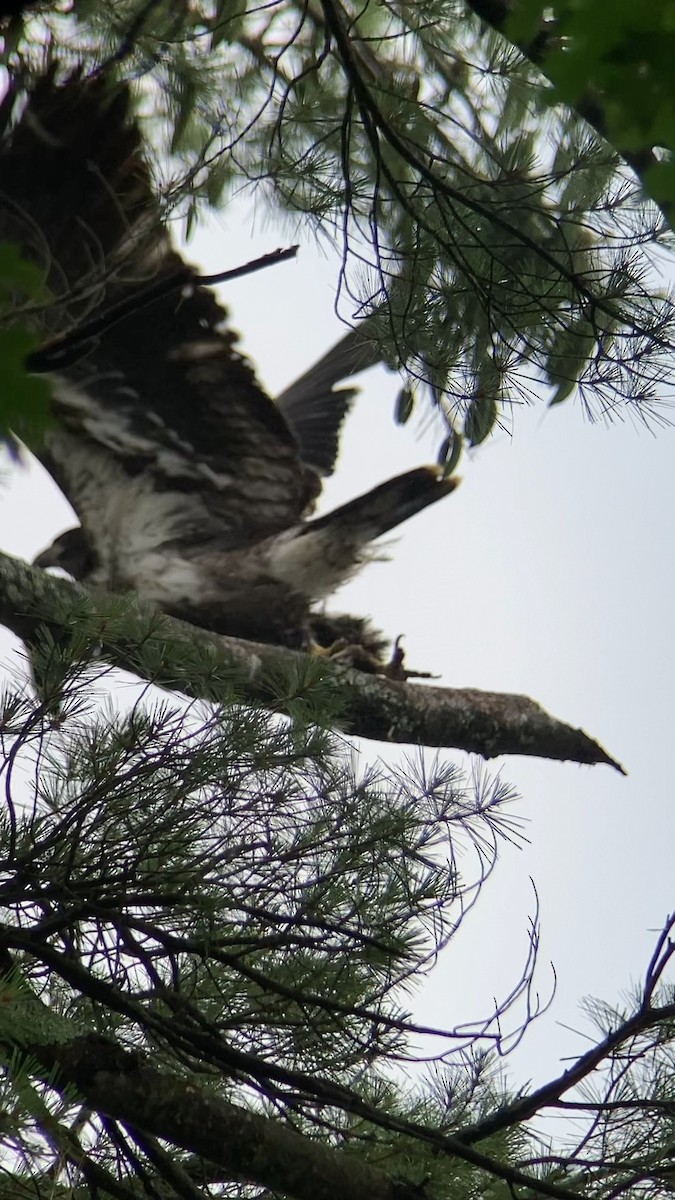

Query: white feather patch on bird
51 379 234 488
168 340 229 361
119 550 204 606
45 422 213 600
266 525 376 599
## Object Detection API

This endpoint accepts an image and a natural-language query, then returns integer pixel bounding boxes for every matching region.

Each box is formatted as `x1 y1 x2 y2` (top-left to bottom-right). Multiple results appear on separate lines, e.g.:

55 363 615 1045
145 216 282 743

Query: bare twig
26 246 299 372
454 914 675 1146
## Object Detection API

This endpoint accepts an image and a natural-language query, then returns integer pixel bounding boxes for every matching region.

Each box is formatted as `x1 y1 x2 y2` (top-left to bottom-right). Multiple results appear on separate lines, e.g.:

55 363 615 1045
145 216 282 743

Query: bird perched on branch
0 69 458 670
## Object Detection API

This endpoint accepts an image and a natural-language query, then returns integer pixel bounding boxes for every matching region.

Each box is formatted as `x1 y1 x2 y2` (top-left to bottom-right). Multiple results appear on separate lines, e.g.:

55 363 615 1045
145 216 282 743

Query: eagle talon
308 637 350 658
309 632 439 681
381 636 439 682
311 637 385 674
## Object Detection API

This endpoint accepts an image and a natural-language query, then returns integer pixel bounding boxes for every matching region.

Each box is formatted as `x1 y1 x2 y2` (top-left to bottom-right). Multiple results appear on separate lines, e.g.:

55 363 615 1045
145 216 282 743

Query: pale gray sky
0 198 673 1105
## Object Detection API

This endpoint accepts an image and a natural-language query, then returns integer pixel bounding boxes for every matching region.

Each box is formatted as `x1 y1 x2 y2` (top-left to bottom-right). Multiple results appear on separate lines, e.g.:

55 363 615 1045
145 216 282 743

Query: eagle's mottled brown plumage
1 70 458 658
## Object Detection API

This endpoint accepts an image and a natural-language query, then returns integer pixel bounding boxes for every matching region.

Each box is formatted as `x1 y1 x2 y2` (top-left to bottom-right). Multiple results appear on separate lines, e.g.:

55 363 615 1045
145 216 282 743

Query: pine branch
0 946 583 1200
319 0 669 353
464 0 670 221
0 550 624 770
7 1027 583 1200
454 914 675 1145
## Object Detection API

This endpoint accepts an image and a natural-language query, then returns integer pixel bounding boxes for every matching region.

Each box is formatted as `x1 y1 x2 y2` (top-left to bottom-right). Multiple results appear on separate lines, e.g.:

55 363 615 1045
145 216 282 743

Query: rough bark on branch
0 941 583 1200
2 1024 579 1200
0 550 624 770
32 1033 411 1200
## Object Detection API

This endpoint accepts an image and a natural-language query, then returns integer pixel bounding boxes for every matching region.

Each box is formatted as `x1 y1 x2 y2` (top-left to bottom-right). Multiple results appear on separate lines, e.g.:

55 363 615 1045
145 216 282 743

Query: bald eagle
0 71 458 661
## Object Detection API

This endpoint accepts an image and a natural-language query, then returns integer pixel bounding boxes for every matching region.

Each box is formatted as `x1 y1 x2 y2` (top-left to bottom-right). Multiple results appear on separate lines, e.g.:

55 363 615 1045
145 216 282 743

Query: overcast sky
1 198 673 1116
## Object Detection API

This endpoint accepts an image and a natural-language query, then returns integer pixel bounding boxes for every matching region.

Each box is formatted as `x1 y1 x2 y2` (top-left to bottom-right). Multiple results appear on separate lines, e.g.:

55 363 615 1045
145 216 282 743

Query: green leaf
643 158 675 204
205 159 232 208
437 431 463 476
545 320 597 406
505 0 549 46
0 243 49 303
394 386 415 425
0 327 52 440
464 393 497 446
548 376 577 407
185 200 199 242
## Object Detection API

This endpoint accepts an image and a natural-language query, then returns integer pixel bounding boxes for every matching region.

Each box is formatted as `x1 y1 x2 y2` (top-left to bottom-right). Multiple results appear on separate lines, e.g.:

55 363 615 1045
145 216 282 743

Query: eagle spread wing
1 71 458 653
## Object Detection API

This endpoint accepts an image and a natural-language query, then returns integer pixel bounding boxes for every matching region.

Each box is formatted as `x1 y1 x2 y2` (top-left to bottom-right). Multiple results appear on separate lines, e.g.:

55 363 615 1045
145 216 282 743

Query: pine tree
0 8 674 1196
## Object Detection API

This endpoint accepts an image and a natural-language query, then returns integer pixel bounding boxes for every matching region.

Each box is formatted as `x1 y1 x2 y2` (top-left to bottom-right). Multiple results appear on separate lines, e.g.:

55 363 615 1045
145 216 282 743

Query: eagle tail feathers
267 468 459 601
307 466 459 543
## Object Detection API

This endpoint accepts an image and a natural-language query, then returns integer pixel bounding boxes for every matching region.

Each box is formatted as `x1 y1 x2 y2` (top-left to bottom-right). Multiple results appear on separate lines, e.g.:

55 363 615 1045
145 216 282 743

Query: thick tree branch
0 941 583 1200
16 1029 585 1200
0 550 624 770
0 1026 410 1200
